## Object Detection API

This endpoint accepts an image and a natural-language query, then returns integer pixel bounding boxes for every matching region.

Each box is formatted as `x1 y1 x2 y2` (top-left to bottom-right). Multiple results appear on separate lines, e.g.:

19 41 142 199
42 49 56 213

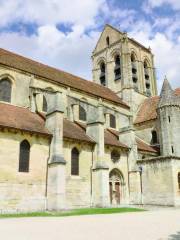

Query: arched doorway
109 169 125 205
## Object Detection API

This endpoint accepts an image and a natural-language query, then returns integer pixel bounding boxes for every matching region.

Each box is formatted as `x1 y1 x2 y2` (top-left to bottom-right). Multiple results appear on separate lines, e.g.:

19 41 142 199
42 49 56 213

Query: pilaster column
86 102 110 207
119 124 141 204
46 92 66 210
72 104 79 122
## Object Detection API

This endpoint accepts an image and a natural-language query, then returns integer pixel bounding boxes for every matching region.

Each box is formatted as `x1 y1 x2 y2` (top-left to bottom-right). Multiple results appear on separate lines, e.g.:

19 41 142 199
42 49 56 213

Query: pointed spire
160 76 173 97
158 76 174 108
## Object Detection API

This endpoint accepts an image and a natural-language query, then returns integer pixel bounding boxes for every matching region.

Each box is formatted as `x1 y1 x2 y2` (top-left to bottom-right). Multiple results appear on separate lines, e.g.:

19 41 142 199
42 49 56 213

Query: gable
93 25 123 54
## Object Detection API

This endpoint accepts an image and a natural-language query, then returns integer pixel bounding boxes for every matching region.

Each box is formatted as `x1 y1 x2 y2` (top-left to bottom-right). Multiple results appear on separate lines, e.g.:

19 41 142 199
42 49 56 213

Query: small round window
111 150 120 163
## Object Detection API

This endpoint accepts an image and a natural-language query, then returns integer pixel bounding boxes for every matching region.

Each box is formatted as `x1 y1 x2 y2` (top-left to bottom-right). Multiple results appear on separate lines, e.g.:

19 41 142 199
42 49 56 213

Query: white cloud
0 0 105 28
0 0 179 93
129 28 180 91
0 25 99 80
146 0 180 10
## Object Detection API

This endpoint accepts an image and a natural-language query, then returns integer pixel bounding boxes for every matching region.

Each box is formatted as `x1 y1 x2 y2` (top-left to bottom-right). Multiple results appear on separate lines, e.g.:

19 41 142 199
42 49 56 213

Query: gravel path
0 209 180 240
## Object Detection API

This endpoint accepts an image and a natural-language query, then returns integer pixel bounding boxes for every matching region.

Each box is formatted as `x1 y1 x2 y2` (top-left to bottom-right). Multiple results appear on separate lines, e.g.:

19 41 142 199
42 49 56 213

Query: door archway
109 169 125 205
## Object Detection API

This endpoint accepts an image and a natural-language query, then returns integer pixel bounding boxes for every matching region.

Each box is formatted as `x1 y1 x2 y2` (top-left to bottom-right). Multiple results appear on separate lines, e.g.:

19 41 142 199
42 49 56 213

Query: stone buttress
45 92 66 210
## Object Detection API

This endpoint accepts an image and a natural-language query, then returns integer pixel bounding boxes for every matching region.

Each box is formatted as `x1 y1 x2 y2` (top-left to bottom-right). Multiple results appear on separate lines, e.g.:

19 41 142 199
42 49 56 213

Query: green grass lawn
0 207 145 218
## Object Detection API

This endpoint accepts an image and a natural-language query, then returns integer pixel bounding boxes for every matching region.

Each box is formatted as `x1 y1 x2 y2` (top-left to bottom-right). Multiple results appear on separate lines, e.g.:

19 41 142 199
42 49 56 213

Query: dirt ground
0 208 180 240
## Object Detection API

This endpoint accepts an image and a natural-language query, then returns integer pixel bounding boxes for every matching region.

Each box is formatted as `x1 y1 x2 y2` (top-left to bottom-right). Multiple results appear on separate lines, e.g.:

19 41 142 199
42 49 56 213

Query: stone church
0 24 180 212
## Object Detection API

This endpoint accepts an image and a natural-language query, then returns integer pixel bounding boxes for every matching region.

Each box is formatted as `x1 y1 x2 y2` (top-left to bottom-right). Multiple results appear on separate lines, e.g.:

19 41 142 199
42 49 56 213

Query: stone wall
63 141 93 208
172 159 180 206
135 120 159 145
104 146 130 205
137 156 180 206
0 129 49 213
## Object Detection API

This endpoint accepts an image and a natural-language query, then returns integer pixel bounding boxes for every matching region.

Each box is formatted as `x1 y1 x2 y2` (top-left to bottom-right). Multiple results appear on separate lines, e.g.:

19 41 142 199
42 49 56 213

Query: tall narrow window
0 78 12 103
114 55 121 81
71 148 79 176
131 53 138 86
79 105 86 121
110 114 116 129
42 95 47 112
106 36 110 46
19 140 30 172
178 173 180 190
152 130 158 144
99 62 106 86
144 60 151 96
144 61 149 80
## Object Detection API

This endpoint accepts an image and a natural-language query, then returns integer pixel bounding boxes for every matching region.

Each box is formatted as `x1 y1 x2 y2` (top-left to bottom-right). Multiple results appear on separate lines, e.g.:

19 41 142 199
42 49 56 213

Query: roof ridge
96 25 151 53
0 48 92 83
107 128 119 138
0 102 31 111
0 48 129 108
136 137 152 146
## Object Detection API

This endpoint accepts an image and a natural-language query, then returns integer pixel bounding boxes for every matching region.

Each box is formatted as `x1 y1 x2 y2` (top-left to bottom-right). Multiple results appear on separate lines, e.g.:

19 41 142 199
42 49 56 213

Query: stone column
86 102 110 207
72 104 79 122
35 93 43 112
119 124 142 204
120 33 135 110
29 91 36 112
121 33 132 89
46 92 66 210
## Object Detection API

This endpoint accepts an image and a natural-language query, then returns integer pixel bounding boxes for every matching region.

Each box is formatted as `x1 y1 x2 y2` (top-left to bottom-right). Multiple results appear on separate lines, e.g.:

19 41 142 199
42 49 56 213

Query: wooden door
109 182 112 203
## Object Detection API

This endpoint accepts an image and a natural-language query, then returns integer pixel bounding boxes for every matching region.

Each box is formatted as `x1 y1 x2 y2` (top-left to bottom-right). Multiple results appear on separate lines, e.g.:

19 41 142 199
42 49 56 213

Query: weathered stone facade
0 24 179 212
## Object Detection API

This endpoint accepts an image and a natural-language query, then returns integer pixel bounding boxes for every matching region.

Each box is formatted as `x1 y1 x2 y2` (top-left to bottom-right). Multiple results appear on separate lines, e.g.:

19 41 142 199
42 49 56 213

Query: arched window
131 53 138 86
114 55 121 81
110 114 116 129
0 78 12 103
19 140 30 172
178 173 180 190
79 105 86 121
71 147 79 176
42 95 48 112
111 150 120 163
152 130 158 144
144 60 151 96
109 169 124 204
99 62 106 86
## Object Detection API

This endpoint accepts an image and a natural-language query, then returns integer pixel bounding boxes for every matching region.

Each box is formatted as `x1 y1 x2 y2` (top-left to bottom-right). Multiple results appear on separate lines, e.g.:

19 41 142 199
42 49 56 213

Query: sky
0 0 179 92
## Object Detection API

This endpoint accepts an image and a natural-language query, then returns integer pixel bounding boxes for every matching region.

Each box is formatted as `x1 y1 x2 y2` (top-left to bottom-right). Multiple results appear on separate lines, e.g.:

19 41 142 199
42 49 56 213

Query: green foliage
0 207 144 218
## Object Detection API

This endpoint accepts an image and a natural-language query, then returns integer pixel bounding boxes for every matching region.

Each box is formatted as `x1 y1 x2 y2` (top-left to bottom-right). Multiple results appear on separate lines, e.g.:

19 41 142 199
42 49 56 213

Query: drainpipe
139 166 143 205
45 137 52 211
90 144 95 207
126 149 130 199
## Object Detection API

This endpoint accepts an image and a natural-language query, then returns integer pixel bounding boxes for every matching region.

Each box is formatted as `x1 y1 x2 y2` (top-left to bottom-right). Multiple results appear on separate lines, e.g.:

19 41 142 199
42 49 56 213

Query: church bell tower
92 24 158 113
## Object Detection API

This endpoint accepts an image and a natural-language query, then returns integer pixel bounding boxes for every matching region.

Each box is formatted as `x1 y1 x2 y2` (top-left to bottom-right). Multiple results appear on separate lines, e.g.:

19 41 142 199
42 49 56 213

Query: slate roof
0 48 129 109
0 103 51 137
136 138 159 153
75 121 129 149
63 119 94 144
134 88 180 125
134 96 159 124
104 129 129 149
175 88 180 95
0 103 128 147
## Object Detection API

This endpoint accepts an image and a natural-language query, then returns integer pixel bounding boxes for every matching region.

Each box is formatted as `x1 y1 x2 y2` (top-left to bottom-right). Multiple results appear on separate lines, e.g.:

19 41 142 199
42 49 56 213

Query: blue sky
0 0 179 91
